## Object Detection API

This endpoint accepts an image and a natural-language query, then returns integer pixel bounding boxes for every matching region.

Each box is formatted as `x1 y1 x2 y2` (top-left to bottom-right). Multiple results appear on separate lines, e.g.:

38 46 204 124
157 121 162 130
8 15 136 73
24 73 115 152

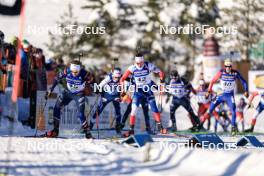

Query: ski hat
224 59 232 66
70 63 81 72
170 70 179 78
0 30 4 40
10 36 18 47
113 67 121 77
199 79 206 85
22 39 30 51
135 54 144 63
239 97 245 102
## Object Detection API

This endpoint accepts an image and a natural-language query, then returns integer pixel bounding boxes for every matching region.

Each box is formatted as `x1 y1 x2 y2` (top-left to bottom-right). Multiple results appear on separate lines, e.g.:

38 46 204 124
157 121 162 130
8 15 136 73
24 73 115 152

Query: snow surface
1 100 264 176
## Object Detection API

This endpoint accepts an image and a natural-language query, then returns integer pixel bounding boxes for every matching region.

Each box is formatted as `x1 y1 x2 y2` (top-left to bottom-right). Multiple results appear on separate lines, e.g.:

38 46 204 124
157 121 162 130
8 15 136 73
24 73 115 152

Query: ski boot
146 126 155 135
197 123 207 132
244 125 254 133
115 122 122 134
168 122 177 132
85 130 93 139
157 122 167 134
82 121 93 139
231 126 239 136
89 121 94 130
42 128 59 138
123 127 134 137
42 118 60 137
119 123 125 130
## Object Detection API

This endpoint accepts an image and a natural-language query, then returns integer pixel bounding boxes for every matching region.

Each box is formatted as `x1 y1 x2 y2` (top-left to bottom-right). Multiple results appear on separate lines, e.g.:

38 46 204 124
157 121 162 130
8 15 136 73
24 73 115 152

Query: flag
12 0 26 102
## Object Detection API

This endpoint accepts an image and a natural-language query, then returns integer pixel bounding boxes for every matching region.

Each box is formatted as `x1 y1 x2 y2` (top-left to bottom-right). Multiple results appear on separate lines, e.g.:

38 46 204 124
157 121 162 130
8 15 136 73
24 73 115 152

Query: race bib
170 86 185 98
221 80 235 92
196 93 210 104
134 75 151 87
67 82 85 93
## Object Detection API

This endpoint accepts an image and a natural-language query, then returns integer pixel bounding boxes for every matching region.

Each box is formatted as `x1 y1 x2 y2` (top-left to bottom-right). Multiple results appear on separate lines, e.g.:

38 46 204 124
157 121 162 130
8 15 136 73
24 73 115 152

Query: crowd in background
0 30 108 128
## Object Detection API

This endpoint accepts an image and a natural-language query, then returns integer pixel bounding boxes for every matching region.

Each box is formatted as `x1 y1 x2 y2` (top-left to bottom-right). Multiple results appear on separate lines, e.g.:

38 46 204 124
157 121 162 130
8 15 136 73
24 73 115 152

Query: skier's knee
131 104 138 116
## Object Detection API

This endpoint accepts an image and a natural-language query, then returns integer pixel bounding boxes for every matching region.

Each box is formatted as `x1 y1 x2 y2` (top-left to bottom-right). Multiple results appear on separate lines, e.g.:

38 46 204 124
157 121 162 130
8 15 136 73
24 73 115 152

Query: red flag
12 0 26 102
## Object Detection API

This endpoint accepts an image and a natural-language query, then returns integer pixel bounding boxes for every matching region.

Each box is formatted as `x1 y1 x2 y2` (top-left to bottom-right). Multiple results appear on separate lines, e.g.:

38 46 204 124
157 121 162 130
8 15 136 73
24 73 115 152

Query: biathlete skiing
120 53 167 136
44 60 94 138
167 70 202 132
245 92 264 132
204 59 248 135
90 67 123 134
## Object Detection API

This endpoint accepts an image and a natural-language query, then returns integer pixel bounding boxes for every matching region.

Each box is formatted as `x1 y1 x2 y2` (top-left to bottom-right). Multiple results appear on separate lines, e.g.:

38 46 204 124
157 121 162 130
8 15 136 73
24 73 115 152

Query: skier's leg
245 104 264 132
90 97 109 128
214 118 218 132
141 98 151 130
198 104 207 118
225 95 237 127
225 95 239 135
112 100 121 123
181 97 200 126
74 94 93 138
201 96 223 123
74 95 86 124
169 98 179 131
53 91 72 129
112 100 122 133
47 91 72 137
128 93 141 134
121 102 132 125
207 117 211 131
236 112 244 131
147 92 166 132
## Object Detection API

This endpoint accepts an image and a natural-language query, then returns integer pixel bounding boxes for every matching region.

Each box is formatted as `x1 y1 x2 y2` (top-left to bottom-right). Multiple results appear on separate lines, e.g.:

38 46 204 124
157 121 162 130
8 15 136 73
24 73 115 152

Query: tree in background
173 0 219 79
46 4 80 62
219 0 264 61
46 0 220 77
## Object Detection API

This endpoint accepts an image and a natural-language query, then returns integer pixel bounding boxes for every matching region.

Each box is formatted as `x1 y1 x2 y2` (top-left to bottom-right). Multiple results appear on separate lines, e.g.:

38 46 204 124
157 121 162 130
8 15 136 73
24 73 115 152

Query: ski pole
96 109 99 139
94 95 100 139
34 97 47 137
87 94 100 138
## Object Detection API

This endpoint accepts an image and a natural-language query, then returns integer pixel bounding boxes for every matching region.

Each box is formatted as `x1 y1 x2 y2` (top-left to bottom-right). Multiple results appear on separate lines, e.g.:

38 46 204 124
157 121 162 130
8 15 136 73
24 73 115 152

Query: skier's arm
236 71 248 93
208 71 222 92
98 75 111 88
182 78 196 95
148 63 165 82
50 70 66 92
120 70 132 85
84 71 94 84
248 91 259 104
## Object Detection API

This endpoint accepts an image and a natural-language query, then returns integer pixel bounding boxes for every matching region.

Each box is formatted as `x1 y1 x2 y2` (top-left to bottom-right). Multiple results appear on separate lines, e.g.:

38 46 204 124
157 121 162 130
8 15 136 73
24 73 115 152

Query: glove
205 91 211 99
120 92 126 97
45 90 51 100
244 92 249 98
114 97 121 102
159 83 165 94
247 103 253 109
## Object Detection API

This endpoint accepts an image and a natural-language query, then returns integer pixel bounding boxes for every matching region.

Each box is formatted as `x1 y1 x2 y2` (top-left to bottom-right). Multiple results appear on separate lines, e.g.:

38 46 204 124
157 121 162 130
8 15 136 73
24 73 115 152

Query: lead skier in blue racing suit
205 59 248 135
44 60 94 138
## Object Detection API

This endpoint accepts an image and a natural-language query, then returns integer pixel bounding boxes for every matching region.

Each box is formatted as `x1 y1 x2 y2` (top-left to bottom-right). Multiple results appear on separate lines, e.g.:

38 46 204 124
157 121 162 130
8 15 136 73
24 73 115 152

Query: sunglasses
225 65 232 68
